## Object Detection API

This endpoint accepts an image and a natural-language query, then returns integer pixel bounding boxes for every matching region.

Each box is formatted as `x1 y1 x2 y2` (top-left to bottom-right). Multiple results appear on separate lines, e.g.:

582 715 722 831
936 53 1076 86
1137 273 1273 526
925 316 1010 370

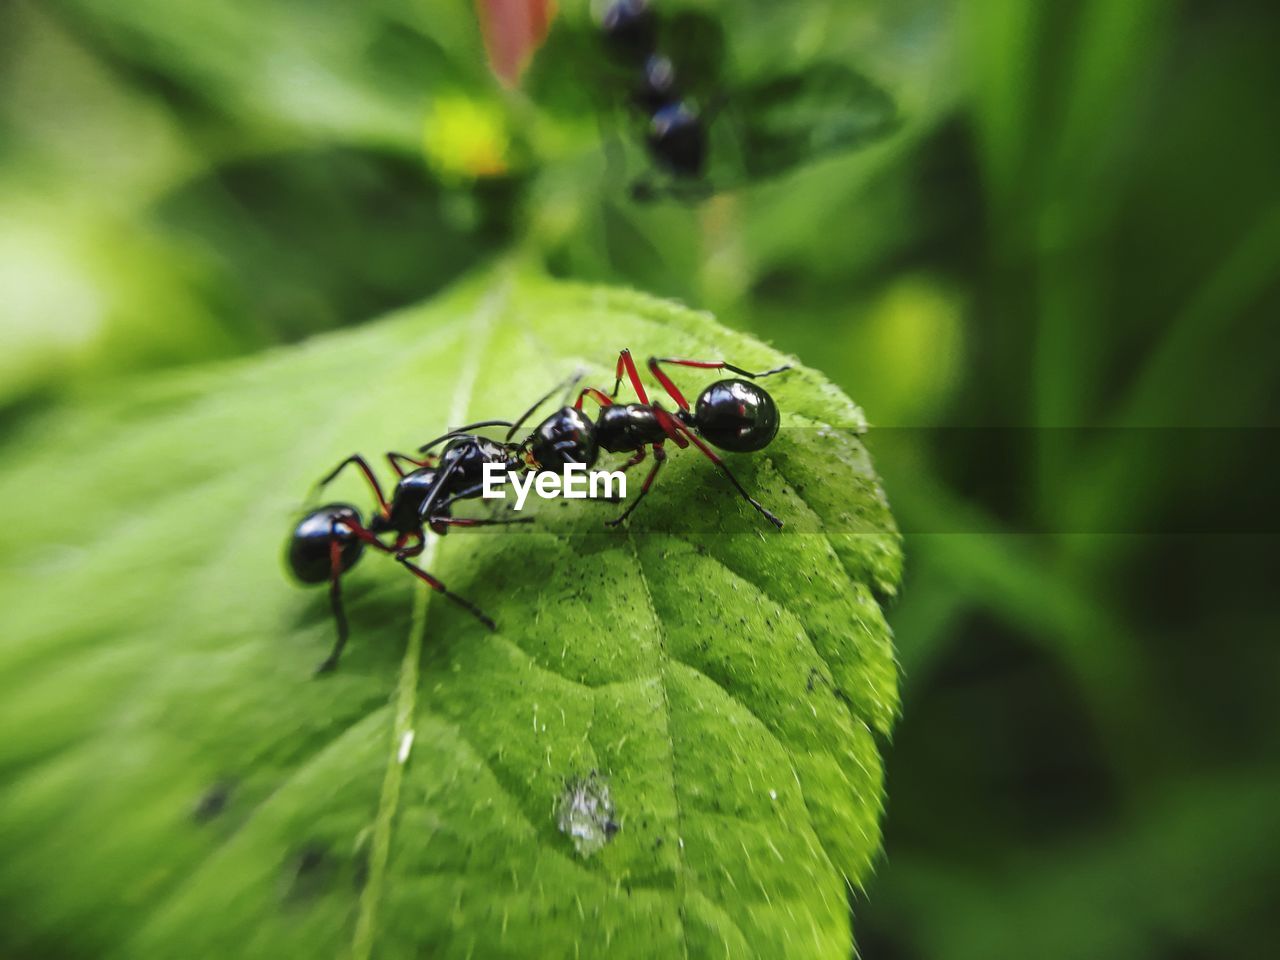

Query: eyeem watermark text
482 463 626 510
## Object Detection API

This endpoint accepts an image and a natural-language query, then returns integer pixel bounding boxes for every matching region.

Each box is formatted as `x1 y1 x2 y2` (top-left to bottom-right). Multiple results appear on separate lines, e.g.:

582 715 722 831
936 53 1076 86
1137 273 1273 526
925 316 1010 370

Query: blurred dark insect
597 0 717 201
524 3 898 203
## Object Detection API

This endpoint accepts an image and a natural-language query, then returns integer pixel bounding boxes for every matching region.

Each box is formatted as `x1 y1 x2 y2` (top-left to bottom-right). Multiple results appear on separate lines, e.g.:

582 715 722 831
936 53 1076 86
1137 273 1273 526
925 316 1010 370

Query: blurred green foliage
2 0 1278 956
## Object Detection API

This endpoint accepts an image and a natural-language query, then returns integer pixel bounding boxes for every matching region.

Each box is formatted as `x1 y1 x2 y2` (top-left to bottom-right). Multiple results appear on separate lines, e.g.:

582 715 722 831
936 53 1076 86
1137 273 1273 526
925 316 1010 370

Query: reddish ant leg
607 443 667 527
316 455 391 517
650 356 791 378
610 349 650 403
315 524 351 674
652 408 690 449
618 448 646 472
666 418 783 531
387 451 434 478
574 387 614 411
394 557 495 630
332 515 396 553
432 516 534 529
646 356 791 411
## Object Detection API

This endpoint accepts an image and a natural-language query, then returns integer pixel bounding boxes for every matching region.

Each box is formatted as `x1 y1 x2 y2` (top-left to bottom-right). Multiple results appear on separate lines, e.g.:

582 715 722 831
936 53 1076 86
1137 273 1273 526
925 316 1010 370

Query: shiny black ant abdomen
287 502 369 674
678 377 781 453
288 504 365 586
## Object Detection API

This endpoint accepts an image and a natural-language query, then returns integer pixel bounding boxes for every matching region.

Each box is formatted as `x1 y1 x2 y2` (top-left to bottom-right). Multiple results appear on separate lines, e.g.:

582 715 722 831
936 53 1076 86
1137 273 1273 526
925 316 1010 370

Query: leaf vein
350 275 507 960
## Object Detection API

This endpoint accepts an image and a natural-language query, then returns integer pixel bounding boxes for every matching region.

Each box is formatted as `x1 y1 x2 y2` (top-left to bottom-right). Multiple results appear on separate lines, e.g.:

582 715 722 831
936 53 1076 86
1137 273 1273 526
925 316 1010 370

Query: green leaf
53 0 490 151
0 267 901 959
730 62 900 182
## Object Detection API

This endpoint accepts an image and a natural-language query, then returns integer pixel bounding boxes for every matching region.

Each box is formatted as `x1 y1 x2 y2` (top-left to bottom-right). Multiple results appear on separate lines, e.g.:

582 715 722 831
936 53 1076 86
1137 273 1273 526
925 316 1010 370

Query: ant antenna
562 369 587 405
505 370 586 440
417 420 513 454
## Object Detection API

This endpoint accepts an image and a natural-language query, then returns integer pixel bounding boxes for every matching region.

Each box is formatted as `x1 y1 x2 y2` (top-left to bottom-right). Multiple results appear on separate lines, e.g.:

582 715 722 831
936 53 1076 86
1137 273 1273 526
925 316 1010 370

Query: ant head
525 406 600 471
600 0 656 63
438 434 505 464
692 379 780 453
437 434 517 484
287 504 364 584
648 101 707 178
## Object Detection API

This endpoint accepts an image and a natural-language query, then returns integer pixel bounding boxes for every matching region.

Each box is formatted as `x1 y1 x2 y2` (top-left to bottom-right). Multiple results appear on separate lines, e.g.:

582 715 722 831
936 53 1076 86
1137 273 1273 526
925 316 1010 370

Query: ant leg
586 448 645 505
646 357 791 411
420 470 535 527
651 408 690 450
315 455 390 517
618 448 647 472
415 454 468 523
429 482 554 514
330 515 398 554
430 481 489 514
396 534 425 559
607 444 667 527
582 454 638 504
573 387 614 411
431 516 534 529
661 415 783 531
394 557 495 630
315 523 351 675
610 349 650 402
314 509 433 673
652 356 791 380
387 451 434 478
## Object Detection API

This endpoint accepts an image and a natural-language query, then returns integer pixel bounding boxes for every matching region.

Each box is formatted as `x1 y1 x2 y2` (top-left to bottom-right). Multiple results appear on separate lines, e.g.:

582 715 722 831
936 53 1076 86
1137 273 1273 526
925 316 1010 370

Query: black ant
287 373 611 673
575 348 790 529
598 0 717 201
287 448 531 674
412 350 790 530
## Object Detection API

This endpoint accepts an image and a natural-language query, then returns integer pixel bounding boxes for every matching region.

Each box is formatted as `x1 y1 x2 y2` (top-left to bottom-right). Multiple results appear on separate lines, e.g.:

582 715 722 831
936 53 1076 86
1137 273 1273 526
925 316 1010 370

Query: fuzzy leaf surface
0 268 901 959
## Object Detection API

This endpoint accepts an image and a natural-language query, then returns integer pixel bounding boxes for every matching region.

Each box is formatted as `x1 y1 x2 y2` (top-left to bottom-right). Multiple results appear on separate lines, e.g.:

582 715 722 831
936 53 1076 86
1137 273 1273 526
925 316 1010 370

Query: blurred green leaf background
2 0 1278 957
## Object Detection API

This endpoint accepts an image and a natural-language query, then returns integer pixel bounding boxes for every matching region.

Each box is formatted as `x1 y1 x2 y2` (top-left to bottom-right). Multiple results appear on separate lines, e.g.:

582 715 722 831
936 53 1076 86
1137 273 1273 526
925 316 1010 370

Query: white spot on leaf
556 772 618 857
